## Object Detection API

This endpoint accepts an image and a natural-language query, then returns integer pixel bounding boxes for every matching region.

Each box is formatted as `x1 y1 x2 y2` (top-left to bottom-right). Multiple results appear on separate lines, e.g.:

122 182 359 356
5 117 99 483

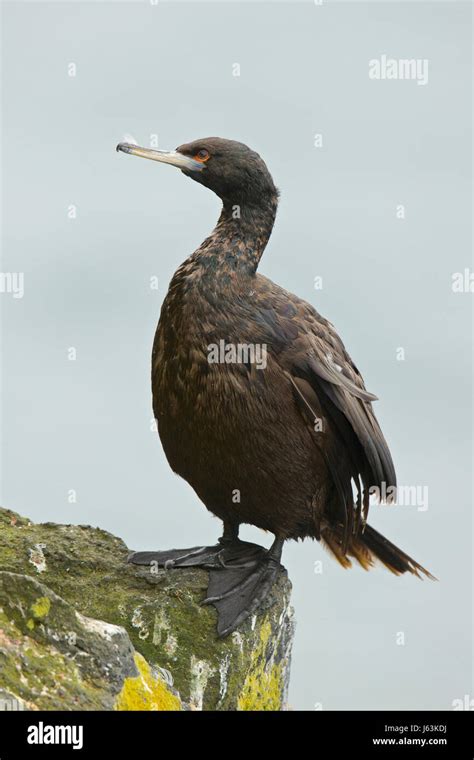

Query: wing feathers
307 355 378 403
289 362 396 542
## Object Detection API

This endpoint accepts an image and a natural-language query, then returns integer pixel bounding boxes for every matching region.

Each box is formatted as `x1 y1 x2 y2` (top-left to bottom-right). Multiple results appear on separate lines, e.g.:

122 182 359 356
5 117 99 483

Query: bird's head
116 136 278 207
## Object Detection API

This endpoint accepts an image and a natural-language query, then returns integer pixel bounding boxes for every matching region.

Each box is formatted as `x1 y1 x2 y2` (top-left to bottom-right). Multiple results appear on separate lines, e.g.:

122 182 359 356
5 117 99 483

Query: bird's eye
195 149 210 162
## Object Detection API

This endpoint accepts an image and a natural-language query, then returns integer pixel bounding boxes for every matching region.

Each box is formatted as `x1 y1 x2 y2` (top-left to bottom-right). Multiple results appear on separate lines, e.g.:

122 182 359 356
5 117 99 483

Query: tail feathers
321 523 436 580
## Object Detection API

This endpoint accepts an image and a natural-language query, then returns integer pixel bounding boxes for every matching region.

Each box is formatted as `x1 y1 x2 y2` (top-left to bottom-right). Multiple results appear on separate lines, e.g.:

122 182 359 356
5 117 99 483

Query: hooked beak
116 142 205 172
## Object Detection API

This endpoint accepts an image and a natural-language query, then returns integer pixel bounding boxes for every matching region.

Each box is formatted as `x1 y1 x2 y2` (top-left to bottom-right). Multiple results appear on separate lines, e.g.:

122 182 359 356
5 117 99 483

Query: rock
0 571 182 711
0 507 295 710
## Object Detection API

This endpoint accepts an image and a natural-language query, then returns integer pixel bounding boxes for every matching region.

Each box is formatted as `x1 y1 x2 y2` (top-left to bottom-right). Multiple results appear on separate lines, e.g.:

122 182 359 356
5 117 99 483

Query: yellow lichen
114 653 181 711
30 597 51 619
237 619 283 711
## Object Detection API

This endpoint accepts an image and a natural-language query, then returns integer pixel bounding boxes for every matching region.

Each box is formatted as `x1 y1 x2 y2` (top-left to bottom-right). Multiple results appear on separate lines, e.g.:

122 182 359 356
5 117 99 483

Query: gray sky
1 0 472 710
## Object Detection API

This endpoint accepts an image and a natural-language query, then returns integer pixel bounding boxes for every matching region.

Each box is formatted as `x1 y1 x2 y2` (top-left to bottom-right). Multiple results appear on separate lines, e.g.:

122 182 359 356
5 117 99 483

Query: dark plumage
117 136 433 636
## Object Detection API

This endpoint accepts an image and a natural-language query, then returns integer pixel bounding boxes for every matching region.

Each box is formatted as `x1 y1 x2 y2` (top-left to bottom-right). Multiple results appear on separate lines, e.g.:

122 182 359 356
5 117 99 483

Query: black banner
0 710 472 757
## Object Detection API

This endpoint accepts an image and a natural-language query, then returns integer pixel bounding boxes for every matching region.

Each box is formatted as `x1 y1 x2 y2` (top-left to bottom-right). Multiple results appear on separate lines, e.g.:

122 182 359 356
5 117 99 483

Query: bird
116 136 433 637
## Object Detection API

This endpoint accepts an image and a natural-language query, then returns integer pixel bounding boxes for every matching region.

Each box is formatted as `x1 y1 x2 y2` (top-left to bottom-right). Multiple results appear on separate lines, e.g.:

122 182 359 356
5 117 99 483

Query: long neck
193 195 278 277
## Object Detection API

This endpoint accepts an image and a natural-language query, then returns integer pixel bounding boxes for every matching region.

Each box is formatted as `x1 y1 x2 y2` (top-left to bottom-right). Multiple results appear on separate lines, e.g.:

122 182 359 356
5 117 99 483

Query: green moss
115 653 181 711
0 610 107 710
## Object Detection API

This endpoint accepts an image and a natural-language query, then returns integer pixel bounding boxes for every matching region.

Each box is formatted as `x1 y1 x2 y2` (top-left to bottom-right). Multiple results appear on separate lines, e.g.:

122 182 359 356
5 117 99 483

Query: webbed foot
204 541 287 637
127 534 287 638
127 539 266 571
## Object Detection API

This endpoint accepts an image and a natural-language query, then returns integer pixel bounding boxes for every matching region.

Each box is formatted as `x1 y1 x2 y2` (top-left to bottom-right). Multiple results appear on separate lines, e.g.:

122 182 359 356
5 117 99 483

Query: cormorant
117 137 433 637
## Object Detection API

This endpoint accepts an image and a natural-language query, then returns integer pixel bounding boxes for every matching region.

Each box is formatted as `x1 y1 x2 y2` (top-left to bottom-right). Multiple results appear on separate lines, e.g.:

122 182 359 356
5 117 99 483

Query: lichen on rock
115 653 181 711
0 507 295 710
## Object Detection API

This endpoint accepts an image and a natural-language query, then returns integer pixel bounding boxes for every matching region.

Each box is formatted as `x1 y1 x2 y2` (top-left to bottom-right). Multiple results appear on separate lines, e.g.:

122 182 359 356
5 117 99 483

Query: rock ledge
0 508 294 710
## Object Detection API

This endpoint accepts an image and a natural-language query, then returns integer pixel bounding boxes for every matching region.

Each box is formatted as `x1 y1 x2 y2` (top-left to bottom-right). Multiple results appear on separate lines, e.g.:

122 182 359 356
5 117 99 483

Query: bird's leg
126 520 266 571
218 520 240 545
202 536 287 637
